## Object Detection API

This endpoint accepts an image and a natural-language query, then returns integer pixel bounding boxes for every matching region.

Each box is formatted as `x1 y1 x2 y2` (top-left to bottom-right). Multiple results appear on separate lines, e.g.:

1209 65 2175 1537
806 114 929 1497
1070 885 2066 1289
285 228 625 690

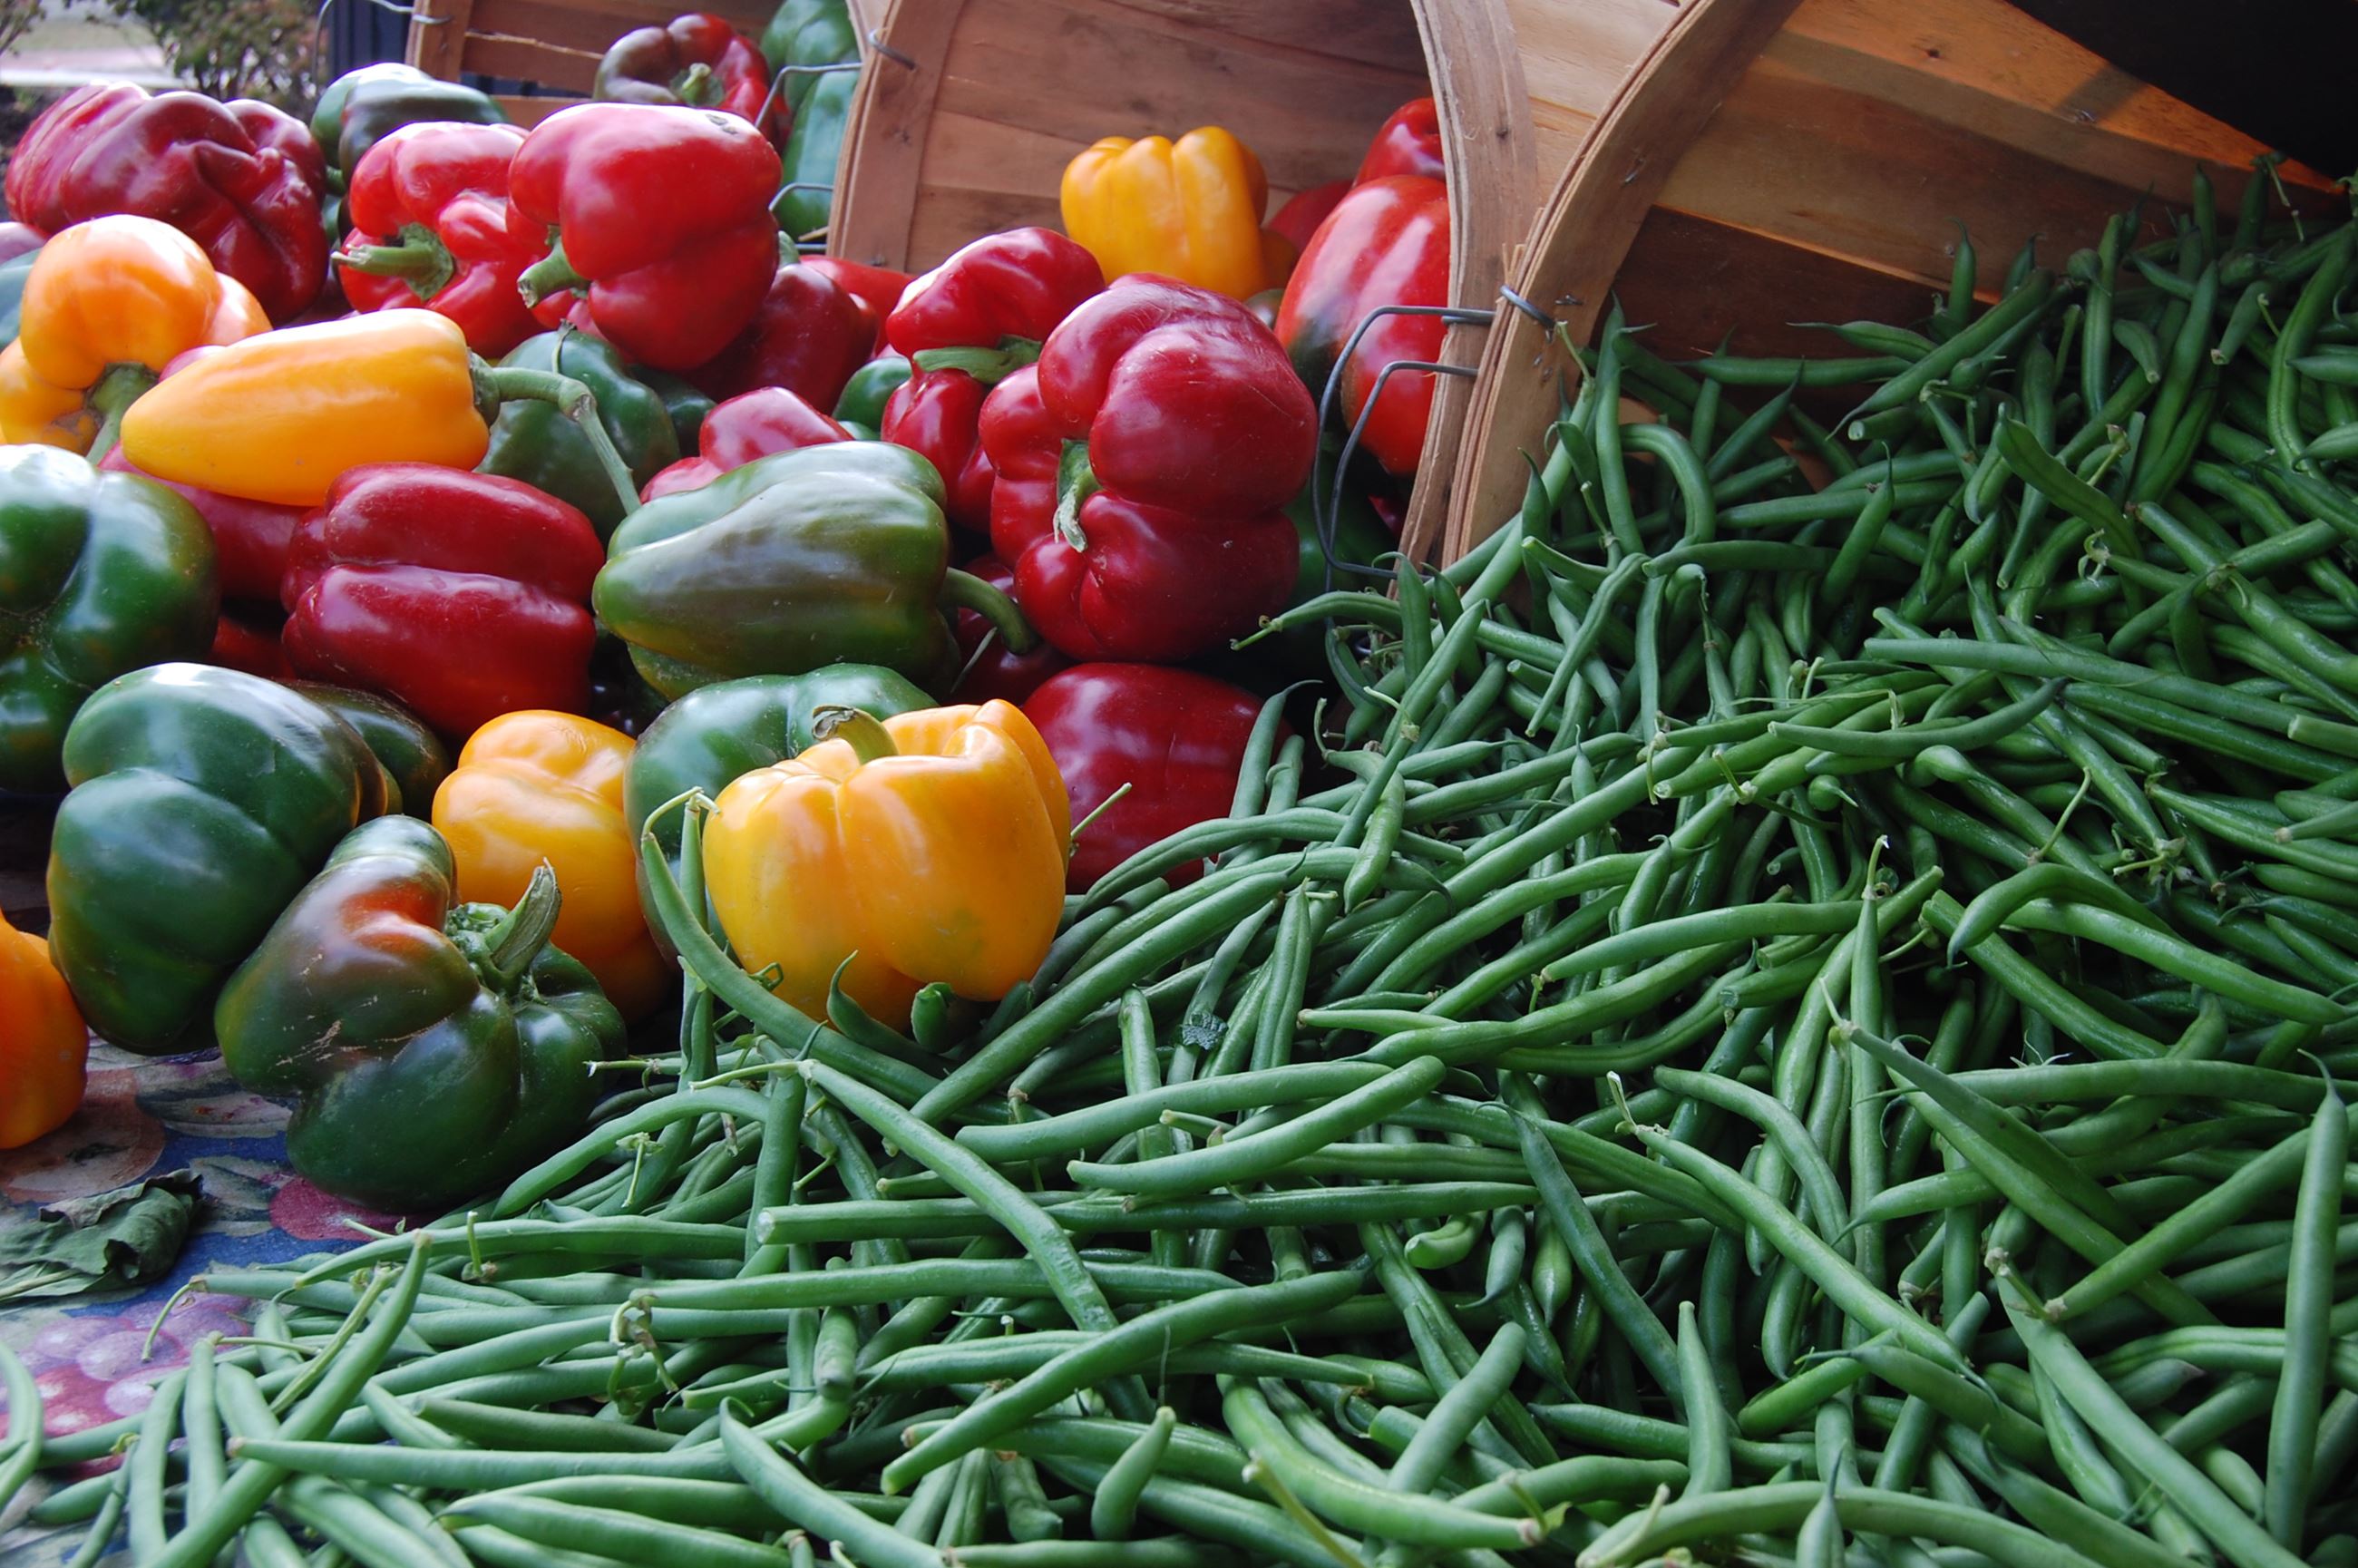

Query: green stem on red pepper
938 568 1039 656
1053 440 1098 551
333 222 457 300
515 239 587 309
911 336 1043 385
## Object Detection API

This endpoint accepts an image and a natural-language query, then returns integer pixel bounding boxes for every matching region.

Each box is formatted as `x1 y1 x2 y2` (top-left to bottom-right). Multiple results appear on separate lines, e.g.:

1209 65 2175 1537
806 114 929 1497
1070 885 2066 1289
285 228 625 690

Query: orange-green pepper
703 701 1068 1027
1 904 88 1148
432 709 668 1021
1059 126 1292 299
0 215 267 454
116 311 644 511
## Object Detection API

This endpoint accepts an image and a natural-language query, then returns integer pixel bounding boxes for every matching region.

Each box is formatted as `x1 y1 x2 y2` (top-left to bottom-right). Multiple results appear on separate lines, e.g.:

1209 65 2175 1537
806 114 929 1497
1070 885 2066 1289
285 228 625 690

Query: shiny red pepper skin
97 447 300 609
804 256 912 354
209 613 292 679
949 552 1070 706
1269 180 1349 254
1022 662 1267 891
687 258 871 406
1273 174 1449 479
881 369 994 531
336 122 543 356
641 386 848 501
1355 98 1444 184
280 463 604 741
5 83 328 323
507 103 780 371
981 362 1300 664
593 13 780 140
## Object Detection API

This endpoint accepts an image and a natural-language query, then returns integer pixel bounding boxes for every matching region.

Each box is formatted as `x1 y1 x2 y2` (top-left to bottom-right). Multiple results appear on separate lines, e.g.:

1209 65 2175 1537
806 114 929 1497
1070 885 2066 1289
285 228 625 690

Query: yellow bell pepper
1 904 88 1149
0 214 268 454
703 700 1069 1028
433 710 671 1022
1060 126 1294 298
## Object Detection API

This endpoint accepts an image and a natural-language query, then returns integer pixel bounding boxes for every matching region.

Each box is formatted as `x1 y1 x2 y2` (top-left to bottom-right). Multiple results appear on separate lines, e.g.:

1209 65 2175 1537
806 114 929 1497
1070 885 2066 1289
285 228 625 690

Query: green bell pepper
480 331 678 540
47 665 388 1053
0 245 42 352
316 64 509 183
833 352 910 429
285 682 451 817
763 0 860 242
596 442 1001 699
216 814 623 1212
0 445 219 794
638 367 716 455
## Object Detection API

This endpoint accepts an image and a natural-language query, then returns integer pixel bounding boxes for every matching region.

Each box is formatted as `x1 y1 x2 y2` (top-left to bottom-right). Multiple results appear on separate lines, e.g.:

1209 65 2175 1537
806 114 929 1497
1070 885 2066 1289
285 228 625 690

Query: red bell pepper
593 13 781 141
334 122 544 356
1273 174 1449 479
280 463 604 740
950 553 1070 706
509 103 781 372
687 258 871 406
209 612 291 679
979 276 1311 663
5 83 329 323
1023 663 1267 891
804 256 912 354
641 386 847 501
1269 180 1349 254
1356 98 1444 184
97 447 300 608
879 228 1104 534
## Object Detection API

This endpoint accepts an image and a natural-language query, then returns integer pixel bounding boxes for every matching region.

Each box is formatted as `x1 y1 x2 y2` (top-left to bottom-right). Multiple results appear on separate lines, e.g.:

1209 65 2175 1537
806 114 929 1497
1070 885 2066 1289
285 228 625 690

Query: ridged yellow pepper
1060 126 1293 298
117 311 492 506
0 215 267 453
1 904 88 1149
433 710 671 1023
703 701 1069 1028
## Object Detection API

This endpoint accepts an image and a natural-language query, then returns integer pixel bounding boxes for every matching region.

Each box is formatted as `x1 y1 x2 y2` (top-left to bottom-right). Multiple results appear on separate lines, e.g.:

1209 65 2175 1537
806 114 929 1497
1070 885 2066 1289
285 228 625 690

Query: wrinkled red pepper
641 385 848 501
1273 174 1449 479
1356 98 1444 184
97 447 300 608
5 83 328 322
509 103 781 371
280 463 604 740
879 228 1104 534
950 553 1071 706
687 258 871 406
1023 663 1268 891
979 276 1311 663
804 256 912 354
593 13 781 141
334 122 544 356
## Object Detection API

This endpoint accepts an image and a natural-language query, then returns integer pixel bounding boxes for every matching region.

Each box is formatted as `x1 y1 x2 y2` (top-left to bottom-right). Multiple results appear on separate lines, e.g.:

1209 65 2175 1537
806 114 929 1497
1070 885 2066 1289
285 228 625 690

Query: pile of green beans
15 162 2358 1568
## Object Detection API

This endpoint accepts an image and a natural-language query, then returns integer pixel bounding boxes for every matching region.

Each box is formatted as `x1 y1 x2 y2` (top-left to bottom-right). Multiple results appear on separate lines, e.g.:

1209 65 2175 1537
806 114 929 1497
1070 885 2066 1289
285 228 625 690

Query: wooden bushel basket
1443 0 2334 562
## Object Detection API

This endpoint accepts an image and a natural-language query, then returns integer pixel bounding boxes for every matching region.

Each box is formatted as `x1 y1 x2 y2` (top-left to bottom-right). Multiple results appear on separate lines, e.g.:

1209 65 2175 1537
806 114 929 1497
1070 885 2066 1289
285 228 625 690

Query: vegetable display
1060 125 1291 297
333 122 543 356
592 13 780 140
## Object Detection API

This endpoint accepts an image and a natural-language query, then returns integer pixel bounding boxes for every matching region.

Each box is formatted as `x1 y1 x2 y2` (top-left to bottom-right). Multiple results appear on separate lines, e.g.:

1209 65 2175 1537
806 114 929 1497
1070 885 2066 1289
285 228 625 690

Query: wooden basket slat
459 34 605 94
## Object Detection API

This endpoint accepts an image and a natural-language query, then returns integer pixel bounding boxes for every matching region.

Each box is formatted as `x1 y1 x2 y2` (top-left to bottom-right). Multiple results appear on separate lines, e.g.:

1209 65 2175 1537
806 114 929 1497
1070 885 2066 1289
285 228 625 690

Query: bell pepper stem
333 222 457 301
674 62 718 107
910 336 1042 386
1052 440 1097 552
84 364 158 461
517 239 587 308
479 864 562 991
812 706 898 764
937 568 1038 654
478 364 643 520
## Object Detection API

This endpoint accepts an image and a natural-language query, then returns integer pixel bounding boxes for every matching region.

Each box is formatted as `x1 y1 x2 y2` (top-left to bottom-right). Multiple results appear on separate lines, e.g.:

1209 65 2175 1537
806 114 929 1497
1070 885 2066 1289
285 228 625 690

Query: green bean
0 1339 41 1515
127 1367 187 1562
1582 1478 2105 1568
2266 1072 2348 1552
1515 1114 1681 1404
445 1491 802 1567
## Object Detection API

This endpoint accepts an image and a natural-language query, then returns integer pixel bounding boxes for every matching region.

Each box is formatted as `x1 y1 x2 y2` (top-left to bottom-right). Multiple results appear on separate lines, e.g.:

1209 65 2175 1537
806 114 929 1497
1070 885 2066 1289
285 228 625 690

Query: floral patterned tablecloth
0 1042 386 1565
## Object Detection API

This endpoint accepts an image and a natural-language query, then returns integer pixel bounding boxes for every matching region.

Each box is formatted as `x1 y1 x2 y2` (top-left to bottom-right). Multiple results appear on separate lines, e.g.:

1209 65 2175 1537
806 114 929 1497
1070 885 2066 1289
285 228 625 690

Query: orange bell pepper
0 215 267 455
1060 126 1293 299
1 905 88 1149
116 311 645 511
703 701 1068 1028
433 709 670 1021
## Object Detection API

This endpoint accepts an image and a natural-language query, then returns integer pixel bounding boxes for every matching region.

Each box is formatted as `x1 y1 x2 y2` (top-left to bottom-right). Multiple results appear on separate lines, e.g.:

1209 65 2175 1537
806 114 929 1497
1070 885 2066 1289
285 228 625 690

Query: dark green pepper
47 665 387 1053
480 331 678 539
311 63 431 161
0 245 42 352
325 70 509 182
833 352 910 428
285 682 451 817
0 445 219 794
637 367 716 455
622 665 930 907
763 0 860 241
216 814 623 1212
596 442 994 698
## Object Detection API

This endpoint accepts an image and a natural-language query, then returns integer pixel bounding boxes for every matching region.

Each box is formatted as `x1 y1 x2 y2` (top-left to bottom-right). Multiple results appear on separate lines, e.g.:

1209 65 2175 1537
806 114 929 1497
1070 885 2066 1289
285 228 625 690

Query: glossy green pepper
47 664 387 1053
216 814 623 1212
286 682 451 817
762 0 860 242
0 246 41 351
315 64 509 182
622 665 929 905
0 445 219 794
833 351 910 429
598 442 1032 699
638 367 715 455
480 331 678 539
